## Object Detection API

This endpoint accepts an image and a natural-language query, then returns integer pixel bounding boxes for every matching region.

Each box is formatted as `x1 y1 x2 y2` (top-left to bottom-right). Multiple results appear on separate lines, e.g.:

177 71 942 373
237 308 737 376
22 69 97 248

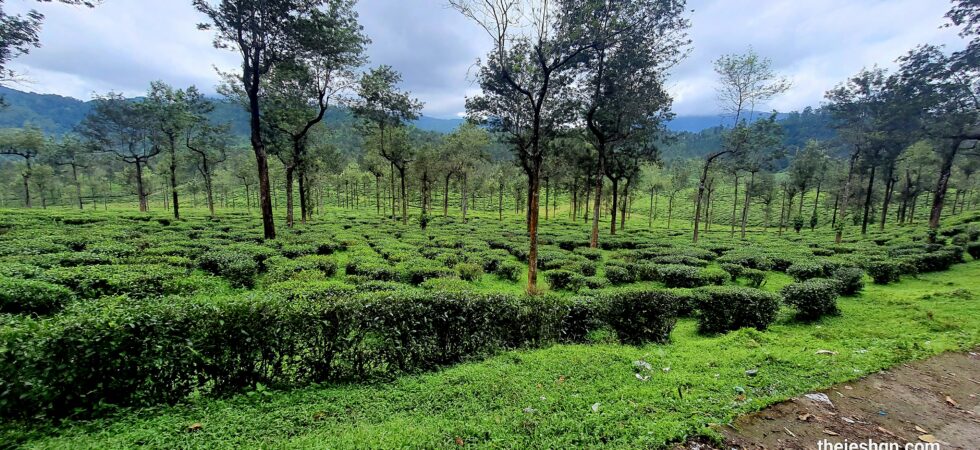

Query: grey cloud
3 0 971 119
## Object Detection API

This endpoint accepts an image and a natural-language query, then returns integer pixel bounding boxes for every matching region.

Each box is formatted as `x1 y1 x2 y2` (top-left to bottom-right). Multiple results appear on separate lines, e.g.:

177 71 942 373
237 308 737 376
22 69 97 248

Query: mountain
0 86 465 135
665 113 792 133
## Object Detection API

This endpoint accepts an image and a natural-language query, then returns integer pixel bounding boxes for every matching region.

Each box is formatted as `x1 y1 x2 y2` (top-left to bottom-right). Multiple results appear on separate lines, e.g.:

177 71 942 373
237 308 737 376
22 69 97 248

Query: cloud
2 0 969 119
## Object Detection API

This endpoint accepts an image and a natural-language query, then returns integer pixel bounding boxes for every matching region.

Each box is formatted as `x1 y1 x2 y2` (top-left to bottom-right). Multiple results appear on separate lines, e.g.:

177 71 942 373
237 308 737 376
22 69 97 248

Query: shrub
702 267 729 286
0 262 43 279
43 264 189 299
0 291 573 419
865 260 901 284
695 286 780 334
573 247 602 261
604 265 634 285
787 262 825 281
0 278 75 314
397 260 454 285
832 267 865 295
595 289 678 345
198 250 259 288
720 263 743 280
456 262 484 282
268 280 357 301
741 268 767 288
420 278 474 292
781 279 840 320
581 276 610 290
495 260 523 281
545 269 583 291
968 242 980 260
655 264 723 288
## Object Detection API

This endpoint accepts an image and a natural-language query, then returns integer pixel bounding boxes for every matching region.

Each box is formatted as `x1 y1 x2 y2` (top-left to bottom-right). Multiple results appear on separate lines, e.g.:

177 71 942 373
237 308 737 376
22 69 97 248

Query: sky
2 0 968 119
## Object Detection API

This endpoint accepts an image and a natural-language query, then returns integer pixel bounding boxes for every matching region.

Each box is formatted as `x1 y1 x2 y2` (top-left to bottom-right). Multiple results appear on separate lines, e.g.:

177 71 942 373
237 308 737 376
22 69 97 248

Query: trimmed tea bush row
0 287 696 419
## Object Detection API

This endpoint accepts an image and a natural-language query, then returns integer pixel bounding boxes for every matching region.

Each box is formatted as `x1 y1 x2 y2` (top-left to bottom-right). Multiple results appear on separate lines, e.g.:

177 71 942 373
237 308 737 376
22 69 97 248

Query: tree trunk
929 143 959 229
730 174 739 237
740 172 755 239
400 167 408 225
527 167 541 294
667 195 674 229
861 165 876 234
589 160 603 248
203 159 216 219
609 177 619 236
170 143 180 220
298 168 308 224
498 180 504 221
692 161 712 243
812 181 821 231
461 172 469 222
135 160 147 212
443 173 451 217
285 165 295 228
71 164 83 210
879 171 894 231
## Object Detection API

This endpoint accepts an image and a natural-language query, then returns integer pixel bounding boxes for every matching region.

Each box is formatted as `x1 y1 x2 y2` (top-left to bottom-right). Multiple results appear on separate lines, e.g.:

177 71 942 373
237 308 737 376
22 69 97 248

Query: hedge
781 278 841 320
0 278 75 315
0 291 572 419
694 286 781 334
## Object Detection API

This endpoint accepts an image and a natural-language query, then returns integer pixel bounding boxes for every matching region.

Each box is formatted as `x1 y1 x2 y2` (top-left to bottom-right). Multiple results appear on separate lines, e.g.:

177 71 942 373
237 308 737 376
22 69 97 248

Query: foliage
694 286 781 334
780 278 841 320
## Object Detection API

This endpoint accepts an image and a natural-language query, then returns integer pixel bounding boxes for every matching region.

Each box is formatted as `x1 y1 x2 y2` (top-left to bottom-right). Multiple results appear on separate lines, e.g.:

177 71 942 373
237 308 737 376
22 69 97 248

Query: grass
9 260 979 449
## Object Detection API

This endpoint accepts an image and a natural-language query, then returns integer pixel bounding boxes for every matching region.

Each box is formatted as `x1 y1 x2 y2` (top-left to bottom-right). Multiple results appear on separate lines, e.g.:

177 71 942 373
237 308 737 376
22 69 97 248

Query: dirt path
685 351 980 450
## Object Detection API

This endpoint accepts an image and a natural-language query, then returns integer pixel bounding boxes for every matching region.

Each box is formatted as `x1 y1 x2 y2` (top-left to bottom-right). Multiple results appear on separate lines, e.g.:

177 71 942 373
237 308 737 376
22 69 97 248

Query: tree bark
929 142 959 229
169 142 180 220
861 165 876 234
740 172 755 239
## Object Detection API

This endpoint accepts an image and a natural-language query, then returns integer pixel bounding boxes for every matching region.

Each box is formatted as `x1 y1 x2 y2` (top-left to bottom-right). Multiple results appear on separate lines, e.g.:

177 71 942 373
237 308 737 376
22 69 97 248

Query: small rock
635 373 650 382
523 407 537 414
815 349 837 355
745 369 758 377
187 423 203 432
823 429 839 436
805 393 834 407
632 360 653 371
591 402 601 413
919 434 937 443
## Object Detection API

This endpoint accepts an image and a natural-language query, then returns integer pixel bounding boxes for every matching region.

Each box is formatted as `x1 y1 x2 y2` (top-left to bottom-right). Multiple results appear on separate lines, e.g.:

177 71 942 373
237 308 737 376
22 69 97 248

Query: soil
681 350 980 450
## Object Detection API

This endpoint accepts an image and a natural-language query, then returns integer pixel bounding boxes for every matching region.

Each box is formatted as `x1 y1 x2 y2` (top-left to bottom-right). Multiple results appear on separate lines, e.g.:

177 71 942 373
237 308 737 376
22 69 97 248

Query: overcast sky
3 0 967 119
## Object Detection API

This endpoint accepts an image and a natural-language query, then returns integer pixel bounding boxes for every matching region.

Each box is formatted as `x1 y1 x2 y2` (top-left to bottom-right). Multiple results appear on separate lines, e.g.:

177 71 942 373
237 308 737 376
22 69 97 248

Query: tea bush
780 278 841 320
694 286 781 334
832 267 865 295
0 278 75 314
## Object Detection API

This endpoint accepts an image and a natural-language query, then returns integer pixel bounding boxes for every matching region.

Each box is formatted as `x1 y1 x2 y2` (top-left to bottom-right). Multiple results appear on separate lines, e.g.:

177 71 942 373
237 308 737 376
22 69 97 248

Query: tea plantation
1 207 978 448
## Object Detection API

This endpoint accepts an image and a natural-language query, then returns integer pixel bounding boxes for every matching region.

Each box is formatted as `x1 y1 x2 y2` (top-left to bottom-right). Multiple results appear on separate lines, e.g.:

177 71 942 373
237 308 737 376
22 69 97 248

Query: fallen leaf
522 407 536 414
591 402 601 413
915 425 928 433
945 395 958 407
662 367 671 373
815 349 837 355
187 423 203 432
823 429 839 436
783 427 796 438
455 436 465 446
918 434 937 443
877 426 898 438
557 375 566 384
841 417 855 424
797 413 812 421
635 373 650 382
843 386 853 390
